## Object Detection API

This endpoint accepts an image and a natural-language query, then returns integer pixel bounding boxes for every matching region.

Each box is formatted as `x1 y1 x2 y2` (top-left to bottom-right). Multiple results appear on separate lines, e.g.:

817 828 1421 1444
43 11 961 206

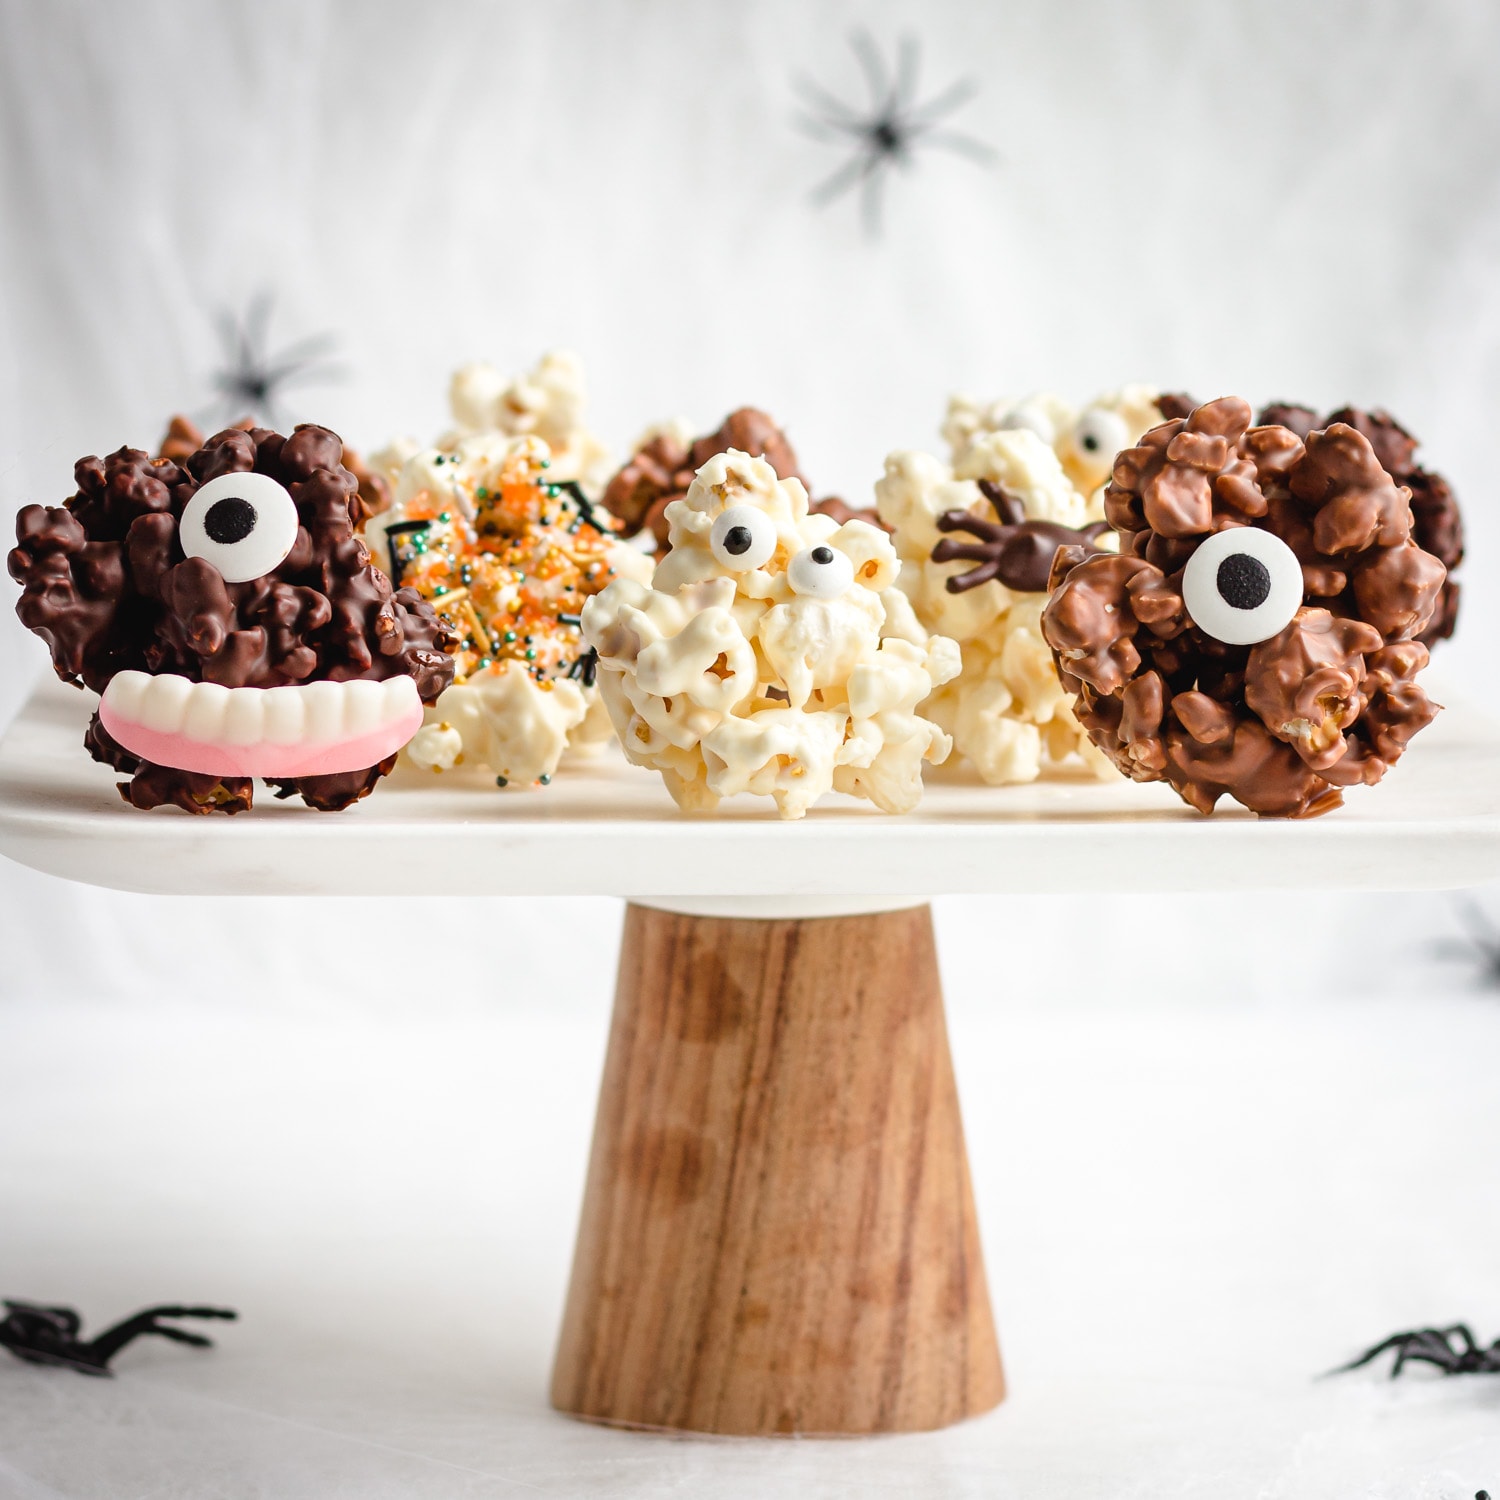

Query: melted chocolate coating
932 479 1110 595
601 407 879 550
10 423 454 813
1041 397 1446 818
1258 402 1461 647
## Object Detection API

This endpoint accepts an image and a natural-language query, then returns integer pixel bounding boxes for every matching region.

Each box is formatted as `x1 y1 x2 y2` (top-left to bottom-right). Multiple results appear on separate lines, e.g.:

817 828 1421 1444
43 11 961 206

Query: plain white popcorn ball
582 449 959 819
874 386 1169 788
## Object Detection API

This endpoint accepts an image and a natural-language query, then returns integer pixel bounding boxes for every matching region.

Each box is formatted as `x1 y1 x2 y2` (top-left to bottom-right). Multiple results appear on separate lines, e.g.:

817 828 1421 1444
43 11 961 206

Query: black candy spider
1 1300 237 1376
1332 1324 1500 1379
794 32 996 237
208 291 345 429
1431 897 1500 990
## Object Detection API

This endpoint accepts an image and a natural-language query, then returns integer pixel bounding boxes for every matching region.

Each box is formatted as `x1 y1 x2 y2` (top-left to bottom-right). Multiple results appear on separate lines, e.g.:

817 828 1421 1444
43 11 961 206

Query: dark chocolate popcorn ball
1040 397 1446 818
10 424 454 814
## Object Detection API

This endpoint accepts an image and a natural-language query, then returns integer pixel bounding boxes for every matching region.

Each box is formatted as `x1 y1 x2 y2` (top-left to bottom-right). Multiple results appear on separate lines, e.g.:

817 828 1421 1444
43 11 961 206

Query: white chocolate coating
876 389 1171 788
371 349 610 496
583 449 959 819
367 429 650 791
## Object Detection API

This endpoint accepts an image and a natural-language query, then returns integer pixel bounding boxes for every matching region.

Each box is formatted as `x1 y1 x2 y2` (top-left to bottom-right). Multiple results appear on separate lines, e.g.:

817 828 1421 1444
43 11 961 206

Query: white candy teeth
261 686 305 744
181 681 231 743
299 680 344 743
140 673 193 733
105 670 148 723
105 671 420 746
221 688 265 746
341 678 384 737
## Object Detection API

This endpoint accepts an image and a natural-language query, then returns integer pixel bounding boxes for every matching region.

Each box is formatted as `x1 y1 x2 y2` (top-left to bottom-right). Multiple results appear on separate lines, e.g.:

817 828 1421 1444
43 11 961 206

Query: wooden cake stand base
550 902 1005 1436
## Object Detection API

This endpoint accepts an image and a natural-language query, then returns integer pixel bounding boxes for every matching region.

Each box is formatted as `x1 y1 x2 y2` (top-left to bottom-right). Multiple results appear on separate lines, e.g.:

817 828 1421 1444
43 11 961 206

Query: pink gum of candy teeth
98 670 424 779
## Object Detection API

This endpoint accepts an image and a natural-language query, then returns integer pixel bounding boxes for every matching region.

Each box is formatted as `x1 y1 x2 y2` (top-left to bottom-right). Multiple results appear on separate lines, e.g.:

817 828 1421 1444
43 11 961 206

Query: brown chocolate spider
1 1300 237 1376
932 478 1111 595
1332 1323 1500 1379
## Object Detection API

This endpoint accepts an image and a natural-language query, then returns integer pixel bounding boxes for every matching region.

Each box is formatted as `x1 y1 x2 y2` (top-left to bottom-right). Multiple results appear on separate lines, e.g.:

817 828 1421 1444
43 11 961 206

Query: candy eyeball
1068 407 1130 465
709 504 778 571
787 542 855 599
1182 526 1305 646
179 471 300 583
999 401 1056 445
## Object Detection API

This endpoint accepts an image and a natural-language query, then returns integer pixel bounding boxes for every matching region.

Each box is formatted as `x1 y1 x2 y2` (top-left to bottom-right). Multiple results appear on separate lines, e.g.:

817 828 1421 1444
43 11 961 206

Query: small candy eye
1069 407 1130 462
179 472 300 583
709 504 777 571
1182 526 1305 646
787 543 855 599
999 402 1056 444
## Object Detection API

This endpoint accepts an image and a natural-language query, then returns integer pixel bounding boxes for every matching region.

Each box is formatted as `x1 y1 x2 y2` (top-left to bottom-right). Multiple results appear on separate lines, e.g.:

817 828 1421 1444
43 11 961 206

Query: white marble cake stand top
0 675 1496 914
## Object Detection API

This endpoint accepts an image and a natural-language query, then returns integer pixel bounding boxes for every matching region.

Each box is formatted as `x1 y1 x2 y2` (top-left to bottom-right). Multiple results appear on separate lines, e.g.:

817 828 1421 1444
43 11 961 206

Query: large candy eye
1182 527 1305 645
1068 408 1130 464
787 543 855 599
709 504 777 571
999 402 1056 444
179 472 300 583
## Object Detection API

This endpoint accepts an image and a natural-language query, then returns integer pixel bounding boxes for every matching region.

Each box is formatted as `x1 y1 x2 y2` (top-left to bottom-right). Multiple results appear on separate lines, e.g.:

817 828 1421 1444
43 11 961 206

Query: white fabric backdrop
1 1 1498 1494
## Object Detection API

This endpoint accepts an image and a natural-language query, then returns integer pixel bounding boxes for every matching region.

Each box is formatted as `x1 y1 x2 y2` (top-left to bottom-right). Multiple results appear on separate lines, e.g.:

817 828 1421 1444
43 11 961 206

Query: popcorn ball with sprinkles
366 434 651 788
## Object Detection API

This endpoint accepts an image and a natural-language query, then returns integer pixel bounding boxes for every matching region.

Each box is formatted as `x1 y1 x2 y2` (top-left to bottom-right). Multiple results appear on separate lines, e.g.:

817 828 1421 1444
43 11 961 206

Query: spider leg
241 290 275 369
944 562 1003 594
849 29 891 112
891 34 921 113
794 112 867 145
933 540 1004 565
858 161 889 239
1330 1331 1422 1374
920 128 1000 166
790 74 867 130
1455 897 1498 947
810 150 877 209
936 509 1008 542
85 1305 237 1367
907 75 981 126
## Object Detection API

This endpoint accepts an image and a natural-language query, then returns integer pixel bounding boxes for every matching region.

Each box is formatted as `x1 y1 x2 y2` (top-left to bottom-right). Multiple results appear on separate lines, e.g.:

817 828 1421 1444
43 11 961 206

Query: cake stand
3 673 1498 1438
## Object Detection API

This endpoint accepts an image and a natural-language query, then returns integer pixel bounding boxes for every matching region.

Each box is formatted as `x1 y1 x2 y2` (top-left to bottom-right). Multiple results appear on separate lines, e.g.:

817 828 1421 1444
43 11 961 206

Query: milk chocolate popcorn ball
365 433 651 789
1041 397 1447 817
583 449 959 818
1257 403 1462 647
10 424 454 813
603 407 870 552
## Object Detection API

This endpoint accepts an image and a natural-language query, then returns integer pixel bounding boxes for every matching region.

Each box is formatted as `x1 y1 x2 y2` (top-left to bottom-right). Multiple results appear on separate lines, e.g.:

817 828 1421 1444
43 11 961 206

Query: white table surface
1 675 1499 900
1 954 1498 1500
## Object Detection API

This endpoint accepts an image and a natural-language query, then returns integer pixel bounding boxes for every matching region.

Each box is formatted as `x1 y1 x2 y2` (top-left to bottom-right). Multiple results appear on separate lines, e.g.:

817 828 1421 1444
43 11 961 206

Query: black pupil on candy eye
1081 433 1099 451
811 546 835 564
723 525 753 555
1216 552 1272 611
203 496 257 545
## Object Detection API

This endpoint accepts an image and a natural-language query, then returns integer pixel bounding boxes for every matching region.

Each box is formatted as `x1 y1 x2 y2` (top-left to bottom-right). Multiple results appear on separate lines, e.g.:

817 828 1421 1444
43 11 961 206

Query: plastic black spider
1332 1324 1500 1379
1 1300 237 1376
794 31 996 237
208 291 344 429
1431 897 1500 990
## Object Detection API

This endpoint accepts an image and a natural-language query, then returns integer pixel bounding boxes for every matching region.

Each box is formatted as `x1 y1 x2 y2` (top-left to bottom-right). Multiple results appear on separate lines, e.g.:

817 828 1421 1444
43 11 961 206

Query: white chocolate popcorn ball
583 449 959 819
943 385 1166 507
372 350 610 496
367 431 650 791
876 441 1116 788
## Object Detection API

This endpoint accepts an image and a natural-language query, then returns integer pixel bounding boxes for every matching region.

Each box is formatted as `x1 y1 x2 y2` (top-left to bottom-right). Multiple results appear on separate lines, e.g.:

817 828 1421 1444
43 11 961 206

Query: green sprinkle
495 775 508 787
538 774 551 785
